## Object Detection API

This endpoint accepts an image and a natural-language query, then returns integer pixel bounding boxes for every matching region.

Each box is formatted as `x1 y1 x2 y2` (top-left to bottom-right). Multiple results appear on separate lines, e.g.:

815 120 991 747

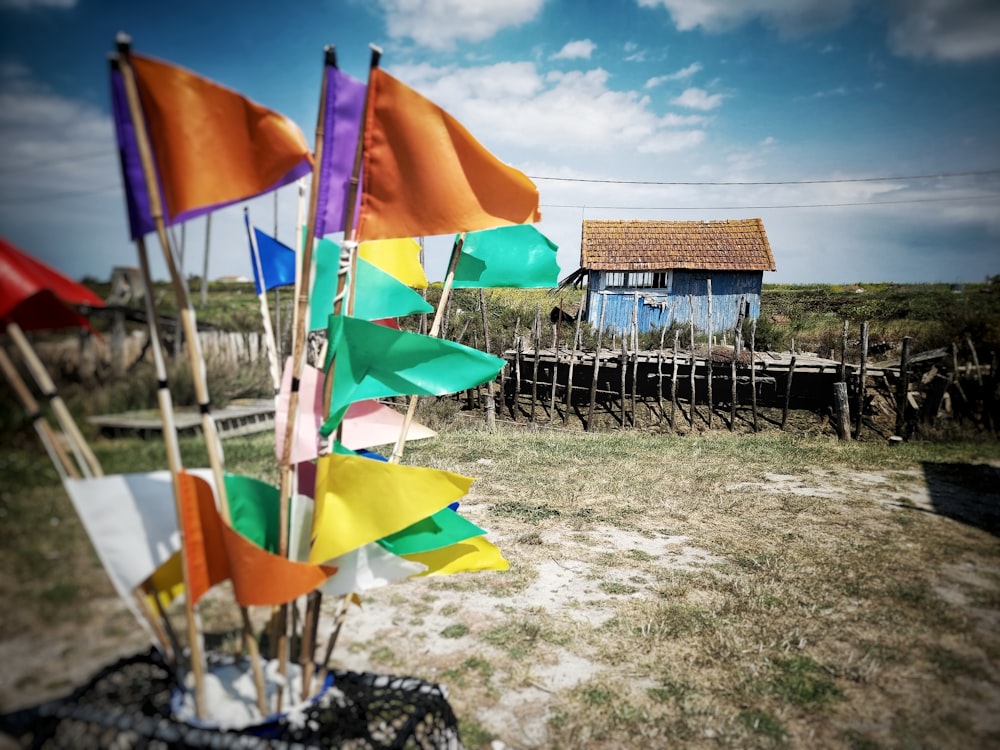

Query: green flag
321 314 505 435
224 473 281 553
378 508 486 556
310 238 432 329
452 225 559 288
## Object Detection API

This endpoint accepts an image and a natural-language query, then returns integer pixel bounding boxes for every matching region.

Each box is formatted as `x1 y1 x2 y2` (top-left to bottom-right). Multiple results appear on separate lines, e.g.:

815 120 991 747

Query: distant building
215 274 252 284
579 218 777 334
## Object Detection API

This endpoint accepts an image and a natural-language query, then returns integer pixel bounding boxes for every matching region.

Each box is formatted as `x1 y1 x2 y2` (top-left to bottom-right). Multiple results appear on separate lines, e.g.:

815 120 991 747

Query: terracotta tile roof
580 219 777 272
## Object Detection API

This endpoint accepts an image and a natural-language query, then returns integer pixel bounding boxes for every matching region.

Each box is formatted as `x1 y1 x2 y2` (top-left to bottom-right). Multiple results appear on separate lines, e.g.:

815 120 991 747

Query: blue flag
245 213 296 294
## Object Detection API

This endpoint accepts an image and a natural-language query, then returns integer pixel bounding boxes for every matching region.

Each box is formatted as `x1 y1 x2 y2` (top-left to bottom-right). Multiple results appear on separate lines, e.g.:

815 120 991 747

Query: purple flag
111 66 155 240
314 65 366 238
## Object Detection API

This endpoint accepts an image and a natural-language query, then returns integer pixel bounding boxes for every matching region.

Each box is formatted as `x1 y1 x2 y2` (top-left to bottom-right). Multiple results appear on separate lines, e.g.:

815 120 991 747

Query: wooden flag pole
6 322 101 478
0 346 78 480
134 235 212 717
114 39 266 715
244 208 283 393
390 233 464 463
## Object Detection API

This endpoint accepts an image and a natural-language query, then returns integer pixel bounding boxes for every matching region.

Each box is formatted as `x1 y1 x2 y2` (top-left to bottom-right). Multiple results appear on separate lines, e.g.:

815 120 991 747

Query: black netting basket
0 649 462 749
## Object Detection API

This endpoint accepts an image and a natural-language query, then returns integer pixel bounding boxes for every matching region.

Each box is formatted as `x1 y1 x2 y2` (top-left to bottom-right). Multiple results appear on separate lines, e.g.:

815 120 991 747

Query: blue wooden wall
584 270 763 334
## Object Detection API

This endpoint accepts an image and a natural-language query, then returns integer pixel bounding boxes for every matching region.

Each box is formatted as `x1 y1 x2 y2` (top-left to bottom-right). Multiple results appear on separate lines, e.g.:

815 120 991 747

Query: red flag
358 68 540 241
130 54 312 223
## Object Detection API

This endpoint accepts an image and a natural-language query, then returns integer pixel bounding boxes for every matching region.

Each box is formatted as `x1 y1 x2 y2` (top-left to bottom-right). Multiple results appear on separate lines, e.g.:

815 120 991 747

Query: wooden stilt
564 312 582 425
479 288 496 430
688 296 696 428
781 356 797 430
750 318 759 433
586 296 606 432
706 278 713 430
671 330 679 431
855 322 869 438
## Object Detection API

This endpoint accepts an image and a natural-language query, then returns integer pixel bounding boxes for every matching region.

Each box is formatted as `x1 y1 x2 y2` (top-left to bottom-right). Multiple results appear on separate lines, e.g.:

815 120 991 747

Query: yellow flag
359 237 428 289
310 453 473 563
404 535 509 576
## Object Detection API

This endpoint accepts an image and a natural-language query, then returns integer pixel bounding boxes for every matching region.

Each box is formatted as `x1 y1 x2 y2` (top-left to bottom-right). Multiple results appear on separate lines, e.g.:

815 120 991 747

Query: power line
540 193 1000 211
530 168 1000 186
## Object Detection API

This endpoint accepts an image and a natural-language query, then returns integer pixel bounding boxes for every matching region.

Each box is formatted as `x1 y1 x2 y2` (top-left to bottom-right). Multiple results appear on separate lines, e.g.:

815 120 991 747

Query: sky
1 0 998 287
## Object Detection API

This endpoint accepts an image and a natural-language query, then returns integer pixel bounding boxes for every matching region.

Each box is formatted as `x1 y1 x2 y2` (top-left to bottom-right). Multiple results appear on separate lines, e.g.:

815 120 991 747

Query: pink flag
275 358 436 462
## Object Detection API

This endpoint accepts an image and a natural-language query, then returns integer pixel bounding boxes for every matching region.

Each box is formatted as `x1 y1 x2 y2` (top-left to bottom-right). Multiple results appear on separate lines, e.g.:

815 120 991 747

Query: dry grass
2 425 998 749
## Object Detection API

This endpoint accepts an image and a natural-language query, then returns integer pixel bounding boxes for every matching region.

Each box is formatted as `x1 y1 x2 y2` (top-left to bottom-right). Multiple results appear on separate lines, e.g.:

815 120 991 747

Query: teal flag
310 238 432 330
224 473 281 553
378 508 486 556
452 225 559 288
321 314 505 435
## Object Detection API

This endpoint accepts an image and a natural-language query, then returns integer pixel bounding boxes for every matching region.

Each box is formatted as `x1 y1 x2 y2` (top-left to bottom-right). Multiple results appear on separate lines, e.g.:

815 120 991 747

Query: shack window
606 272 626 288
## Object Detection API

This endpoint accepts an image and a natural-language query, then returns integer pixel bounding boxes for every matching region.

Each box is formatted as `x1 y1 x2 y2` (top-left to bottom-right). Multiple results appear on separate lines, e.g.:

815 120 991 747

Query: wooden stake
670 330 679 431
586 295 606 432
706 278 713 430
479 288 496 430
839 319 849 383
564 311 582 425
750 318 759 433
530 303 540 422
688 295 696 428
780 356 797 430
619 336 627 428
834 381 851 440
895 336 912 436
855 322 869 438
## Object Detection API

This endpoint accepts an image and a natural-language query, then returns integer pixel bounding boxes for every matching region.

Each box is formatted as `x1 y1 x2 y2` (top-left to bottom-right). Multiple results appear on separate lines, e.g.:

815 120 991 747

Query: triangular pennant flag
120 52 312 228
288 494 426 594
144 550 185 612
275 359 437 463
178 471 334 607
309 238 431 330
453 225 560 289
322 314 505 434
378 508 486 557
315 64 367 238
358 68 540 241
404 535 510 576
245 214 297 294
359 238 428 289
225 473 282 554
309 451 473 563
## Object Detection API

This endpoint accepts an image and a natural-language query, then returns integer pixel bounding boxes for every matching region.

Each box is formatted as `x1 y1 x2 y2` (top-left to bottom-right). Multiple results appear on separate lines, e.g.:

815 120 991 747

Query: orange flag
130 54 312 223
178 471 334 607
358 68 540 241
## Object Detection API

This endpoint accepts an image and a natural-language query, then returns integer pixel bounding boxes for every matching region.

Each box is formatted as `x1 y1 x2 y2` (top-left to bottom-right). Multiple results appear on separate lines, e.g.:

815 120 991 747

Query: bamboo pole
586 295 606 431
6 323 101 478
115 40 266 715
391 234 464 463
244 209 283 393
0 346 78 480
200 214 211 308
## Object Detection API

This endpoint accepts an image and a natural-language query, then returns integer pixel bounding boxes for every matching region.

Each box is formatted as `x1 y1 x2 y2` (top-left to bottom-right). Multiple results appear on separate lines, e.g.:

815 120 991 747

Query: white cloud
551 39 596 60
645 62 703 88
378 0 544 50
887 0 1000 62
671 87 724 110
636 0 855 37
389 61 707 158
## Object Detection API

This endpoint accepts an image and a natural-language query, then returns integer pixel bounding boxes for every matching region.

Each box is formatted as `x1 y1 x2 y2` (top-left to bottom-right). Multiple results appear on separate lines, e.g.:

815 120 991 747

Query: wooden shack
579 218 777 333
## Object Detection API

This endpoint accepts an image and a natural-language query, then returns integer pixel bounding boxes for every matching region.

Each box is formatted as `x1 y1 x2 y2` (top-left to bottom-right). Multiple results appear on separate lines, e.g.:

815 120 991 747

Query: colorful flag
244 215 296 294
357 68 540 241
288 494 426 594
178 471 334 607
309 238 431 330
309 451 473 563
322 314 505 434
378 508 486 557
453 225 560 289
359 237 428 289
404 535 509 576
117 52 312 231
315 64 367 238
225 473 282 553
274 359 436 463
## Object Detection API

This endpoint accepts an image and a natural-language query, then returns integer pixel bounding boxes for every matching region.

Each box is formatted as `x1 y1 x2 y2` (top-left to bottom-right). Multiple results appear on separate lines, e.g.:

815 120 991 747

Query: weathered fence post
781 355 797 430
839 319 849 383
834 381 851 440
688 294 696 428
531 303 541 422
564 313 582 425
895 336 912 436
671 329 679 430
478 288 496 430
750 317 759 432
586 295 606 432
855 322 869 437
706 278 713 429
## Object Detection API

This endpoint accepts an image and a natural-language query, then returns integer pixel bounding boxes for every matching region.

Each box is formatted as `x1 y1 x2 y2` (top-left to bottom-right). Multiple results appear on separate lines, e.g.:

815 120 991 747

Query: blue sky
1 0 998 286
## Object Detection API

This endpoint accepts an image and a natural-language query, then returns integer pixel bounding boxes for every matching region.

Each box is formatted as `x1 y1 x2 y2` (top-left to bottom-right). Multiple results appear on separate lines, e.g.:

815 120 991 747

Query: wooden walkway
88 400 275 440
